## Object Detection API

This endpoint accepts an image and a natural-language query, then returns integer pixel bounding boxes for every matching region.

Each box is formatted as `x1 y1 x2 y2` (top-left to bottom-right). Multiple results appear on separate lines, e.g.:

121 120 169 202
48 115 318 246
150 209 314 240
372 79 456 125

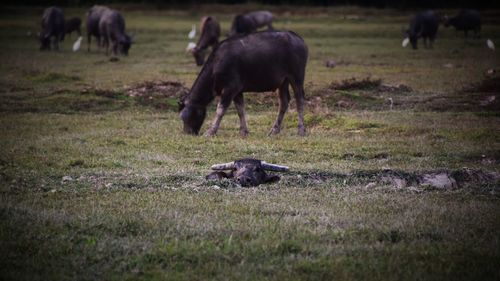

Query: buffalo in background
229 10 274 36
404 10 440 49
444 9 481 39
98 8 133 56
39 6 65 51
86 5 109 51
64 17 82 37
189 16 221 66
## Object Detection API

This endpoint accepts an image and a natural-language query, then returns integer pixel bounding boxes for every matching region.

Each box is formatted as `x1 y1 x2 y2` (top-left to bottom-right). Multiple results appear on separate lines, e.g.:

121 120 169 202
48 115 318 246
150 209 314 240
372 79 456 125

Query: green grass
1 4 500 281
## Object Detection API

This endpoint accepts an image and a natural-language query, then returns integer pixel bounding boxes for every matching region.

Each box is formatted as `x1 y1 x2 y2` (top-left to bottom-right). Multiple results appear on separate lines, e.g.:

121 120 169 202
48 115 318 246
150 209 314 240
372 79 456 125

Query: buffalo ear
265 174 280 183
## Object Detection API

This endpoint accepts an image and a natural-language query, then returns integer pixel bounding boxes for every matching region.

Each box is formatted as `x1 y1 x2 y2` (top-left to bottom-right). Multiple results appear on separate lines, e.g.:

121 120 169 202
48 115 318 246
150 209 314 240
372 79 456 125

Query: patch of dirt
125 80 189 109
329 77 382 91
125 80 188 98
462 75 500 93
291 168 500 191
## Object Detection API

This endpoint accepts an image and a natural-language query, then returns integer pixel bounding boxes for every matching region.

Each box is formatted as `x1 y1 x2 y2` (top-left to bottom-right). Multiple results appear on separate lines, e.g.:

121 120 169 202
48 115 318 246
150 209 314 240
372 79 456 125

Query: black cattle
405 10 440 49
64 17 81 37
444 10 481 38
207 158 288 187
98 9 132 56
179 31 308 136
86 5 109 51
39 6 65 51
229 11 274 36
189 16 221 66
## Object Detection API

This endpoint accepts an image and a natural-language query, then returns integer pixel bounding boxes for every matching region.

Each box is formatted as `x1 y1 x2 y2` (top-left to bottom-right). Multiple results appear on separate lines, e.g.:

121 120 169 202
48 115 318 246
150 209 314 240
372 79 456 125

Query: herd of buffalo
36 6 486 186
38 5 485 137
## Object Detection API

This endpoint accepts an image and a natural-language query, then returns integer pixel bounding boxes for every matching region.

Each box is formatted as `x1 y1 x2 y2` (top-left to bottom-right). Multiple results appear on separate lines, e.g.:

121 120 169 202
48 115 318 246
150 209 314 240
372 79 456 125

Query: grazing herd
38 6 488 137
36 6 491 186
402 9 483 49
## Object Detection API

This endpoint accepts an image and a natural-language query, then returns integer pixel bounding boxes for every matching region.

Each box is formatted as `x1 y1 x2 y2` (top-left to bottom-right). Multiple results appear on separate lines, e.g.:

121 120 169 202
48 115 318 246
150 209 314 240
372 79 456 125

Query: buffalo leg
233 93 249 136
205 94 233 136
269 82 290 136
290 81 306 136
87 33 91 51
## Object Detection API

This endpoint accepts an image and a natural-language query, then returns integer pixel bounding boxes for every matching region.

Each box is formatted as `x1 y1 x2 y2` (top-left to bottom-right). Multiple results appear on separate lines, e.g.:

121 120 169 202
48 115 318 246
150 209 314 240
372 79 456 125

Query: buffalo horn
211 162 235 170
261 161 289 172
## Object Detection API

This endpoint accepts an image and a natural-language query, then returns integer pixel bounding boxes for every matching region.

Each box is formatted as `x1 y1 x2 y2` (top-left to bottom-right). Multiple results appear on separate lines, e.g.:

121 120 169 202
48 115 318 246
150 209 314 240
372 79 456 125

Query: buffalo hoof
240 129 249 137
298 127 306 136
204 129 217 137
268 127 280 136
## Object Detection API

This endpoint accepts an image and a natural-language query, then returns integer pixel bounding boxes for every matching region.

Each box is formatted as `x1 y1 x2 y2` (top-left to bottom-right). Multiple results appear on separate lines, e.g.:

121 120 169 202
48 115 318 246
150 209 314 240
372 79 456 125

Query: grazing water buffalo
404 10 440 49
229 11 274 36
207 158 289 187
98 9 132 56
189 16 221 66
179 31 308 136
64 17 81 37
39 6 65 51
444 10 481 39
86 5 109 51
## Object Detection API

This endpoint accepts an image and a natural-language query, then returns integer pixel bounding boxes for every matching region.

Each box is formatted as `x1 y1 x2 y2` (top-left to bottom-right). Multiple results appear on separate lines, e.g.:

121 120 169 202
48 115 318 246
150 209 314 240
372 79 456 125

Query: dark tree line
3 0 499 8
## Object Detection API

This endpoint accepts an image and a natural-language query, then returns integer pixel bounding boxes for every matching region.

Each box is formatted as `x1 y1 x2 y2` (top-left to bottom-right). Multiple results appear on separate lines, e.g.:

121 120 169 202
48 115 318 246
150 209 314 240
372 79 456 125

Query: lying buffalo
64 17 81 37
86 5 109 51
39 6 65 51
98 9 133 56
403 10 440 49
188 16 221 66
229 11 274 36
207 158 289 187
444 10 481 39
179 31 308 136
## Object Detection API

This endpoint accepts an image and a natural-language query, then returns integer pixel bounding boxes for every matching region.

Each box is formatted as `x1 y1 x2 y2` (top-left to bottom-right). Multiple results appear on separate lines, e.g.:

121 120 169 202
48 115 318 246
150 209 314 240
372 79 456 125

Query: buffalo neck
186 59 215 108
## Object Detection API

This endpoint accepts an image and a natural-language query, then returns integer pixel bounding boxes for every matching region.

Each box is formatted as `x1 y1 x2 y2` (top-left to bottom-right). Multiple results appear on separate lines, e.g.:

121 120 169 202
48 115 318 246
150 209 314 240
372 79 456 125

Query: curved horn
261 161 289 172
211 162 235 170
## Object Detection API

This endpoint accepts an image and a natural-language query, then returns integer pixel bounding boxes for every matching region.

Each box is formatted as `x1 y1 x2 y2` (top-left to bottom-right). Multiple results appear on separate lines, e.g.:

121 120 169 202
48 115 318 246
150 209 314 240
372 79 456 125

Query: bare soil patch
287 168 500 191
125 80 189 109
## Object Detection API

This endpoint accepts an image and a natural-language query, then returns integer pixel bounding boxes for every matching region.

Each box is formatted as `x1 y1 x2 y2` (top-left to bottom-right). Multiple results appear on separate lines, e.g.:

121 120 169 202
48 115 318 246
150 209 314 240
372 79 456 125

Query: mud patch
329 77 382 91
286 168 499 191
124 80 189 109
462 75 500 93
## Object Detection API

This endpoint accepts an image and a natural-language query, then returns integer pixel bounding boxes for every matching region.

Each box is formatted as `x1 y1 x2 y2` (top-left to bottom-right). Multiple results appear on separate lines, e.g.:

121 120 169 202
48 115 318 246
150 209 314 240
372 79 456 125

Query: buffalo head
179 101 206 135
119 34 132 55
207 158 289 187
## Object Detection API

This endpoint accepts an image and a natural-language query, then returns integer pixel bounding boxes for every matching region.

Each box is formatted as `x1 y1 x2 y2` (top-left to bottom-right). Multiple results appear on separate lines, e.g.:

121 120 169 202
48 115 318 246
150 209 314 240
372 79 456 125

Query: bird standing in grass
188 25 196 39
72 36 82 52
487 39 495 50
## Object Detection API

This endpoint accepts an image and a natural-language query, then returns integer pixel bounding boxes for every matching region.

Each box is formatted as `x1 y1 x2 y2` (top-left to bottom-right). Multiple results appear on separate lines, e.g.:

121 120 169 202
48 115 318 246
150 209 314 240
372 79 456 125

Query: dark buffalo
64 17 82 37
444 10 481 38
229 11 274 36
207 158 288 187
179 31 308 136
98 9 132 56
189 16 221 66
405 10 440 49
86 5 109 51
39 6 65 51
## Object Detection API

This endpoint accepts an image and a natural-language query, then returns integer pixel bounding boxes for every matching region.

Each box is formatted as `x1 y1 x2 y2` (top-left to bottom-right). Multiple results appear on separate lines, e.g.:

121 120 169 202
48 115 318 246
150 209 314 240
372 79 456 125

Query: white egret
188 25 196 39
402 37 410 48
487 39 495 50
72 36 82 52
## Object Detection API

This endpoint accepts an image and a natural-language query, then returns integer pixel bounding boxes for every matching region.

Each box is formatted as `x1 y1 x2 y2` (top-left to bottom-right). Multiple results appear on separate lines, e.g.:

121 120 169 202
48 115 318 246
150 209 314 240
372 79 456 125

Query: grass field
1 4 500 280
